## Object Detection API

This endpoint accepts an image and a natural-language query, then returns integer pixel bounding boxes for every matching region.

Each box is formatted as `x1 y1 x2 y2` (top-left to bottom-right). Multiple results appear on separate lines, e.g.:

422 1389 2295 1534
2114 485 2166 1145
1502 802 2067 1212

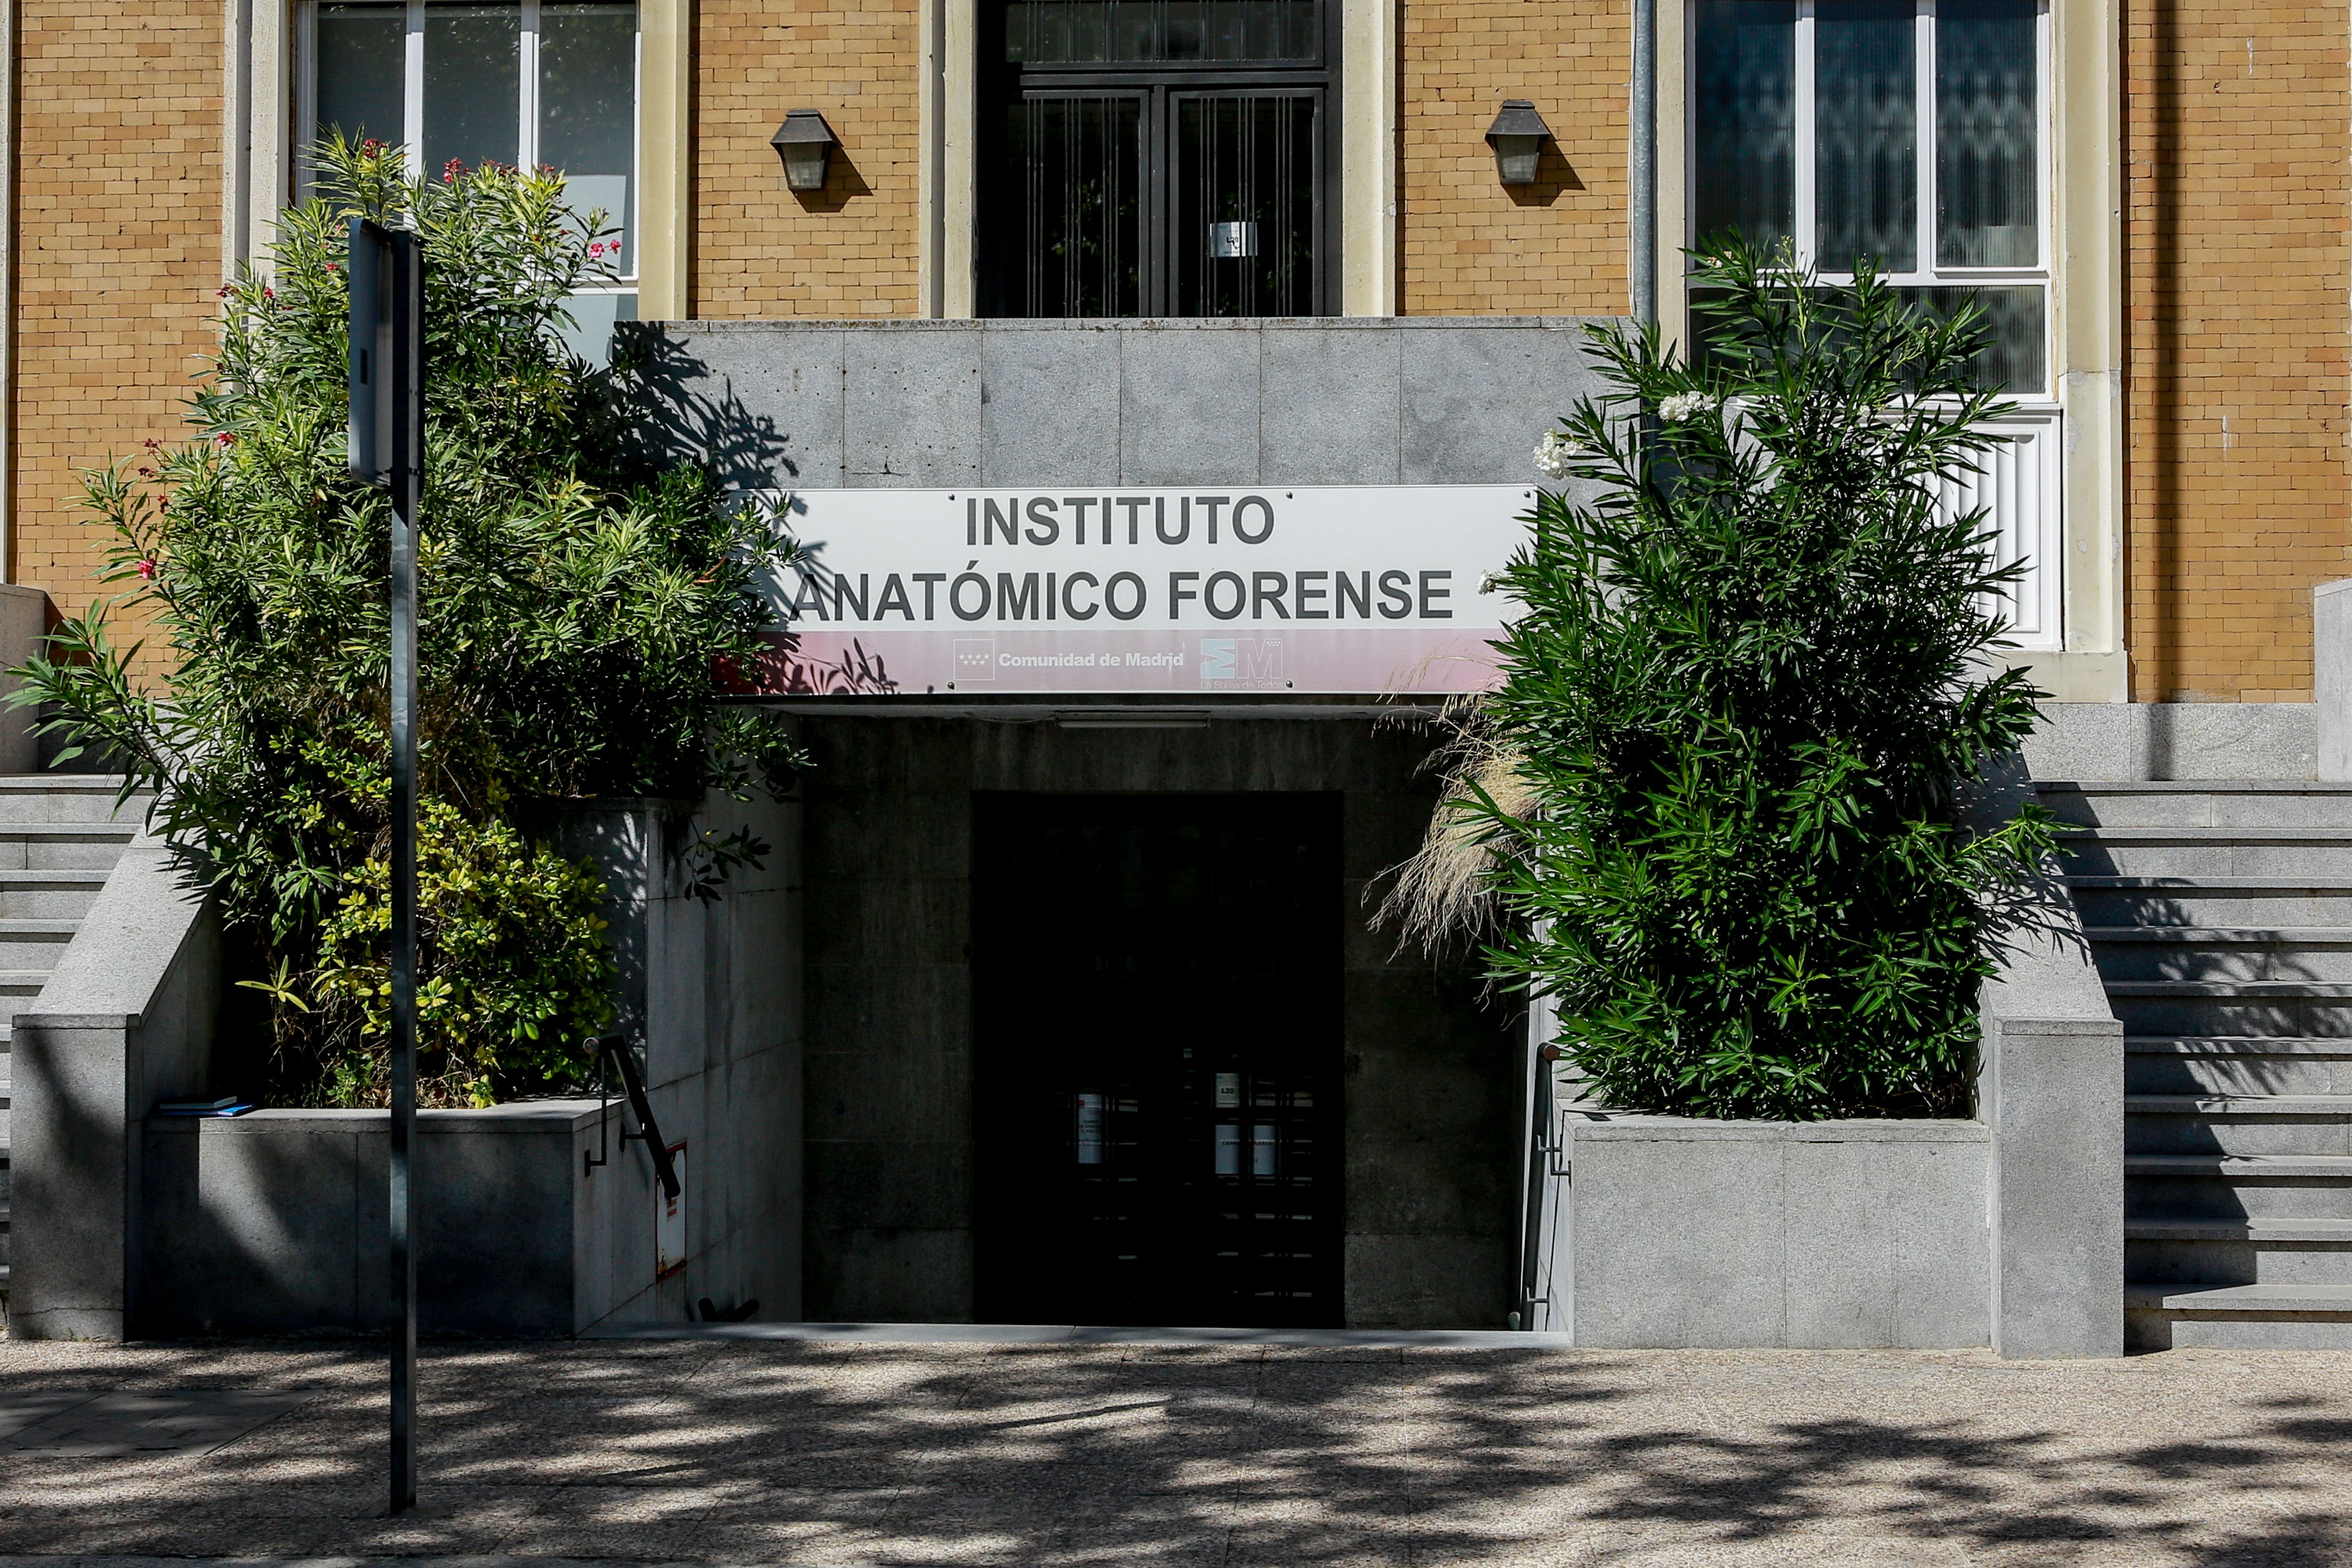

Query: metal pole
346 216 423 1514
388 229 423 1516
1629 0 1658 328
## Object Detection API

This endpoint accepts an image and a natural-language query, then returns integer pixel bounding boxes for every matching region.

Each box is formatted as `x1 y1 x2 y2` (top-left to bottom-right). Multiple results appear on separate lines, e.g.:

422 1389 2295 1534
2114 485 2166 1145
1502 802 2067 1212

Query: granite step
2038 782 2352 829
0 868 112 919
2125 1282 2352 1350
0 822 138 870
2089 929 2352 983
2107 982 2352 1039
2057 827 2352 880
2126 1038 2352 1095
2124 1094 2352 1157
0 776 150 824
2126 1151 2352 1221
2126 1153 2352 1177
2069 877 2352 927
2126 1217 2352 1241
0 919 80 968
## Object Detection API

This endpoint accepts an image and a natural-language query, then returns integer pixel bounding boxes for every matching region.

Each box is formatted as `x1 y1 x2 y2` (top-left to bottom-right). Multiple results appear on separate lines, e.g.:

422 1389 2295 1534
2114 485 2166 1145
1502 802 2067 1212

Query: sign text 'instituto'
753 485 1531 696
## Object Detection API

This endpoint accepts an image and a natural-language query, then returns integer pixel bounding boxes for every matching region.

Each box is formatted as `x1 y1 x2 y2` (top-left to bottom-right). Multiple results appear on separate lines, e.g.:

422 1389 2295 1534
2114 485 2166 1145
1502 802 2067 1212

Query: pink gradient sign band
748 485 1534 696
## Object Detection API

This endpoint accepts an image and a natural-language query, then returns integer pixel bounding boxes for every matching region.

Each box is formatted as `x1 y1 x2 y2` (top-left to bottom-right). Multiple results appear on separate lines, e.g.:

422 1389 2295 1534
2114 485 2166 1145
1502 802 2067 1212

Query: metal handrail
580 1035 680 1201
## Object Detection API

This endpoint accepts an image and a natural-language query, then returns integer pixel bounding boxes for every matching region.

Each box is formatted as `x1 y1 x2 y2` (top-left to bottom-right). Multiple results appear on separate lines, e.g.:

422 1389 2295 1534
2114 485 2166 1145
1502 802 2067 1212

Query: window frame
295 0 644 296
1685 0 2053 398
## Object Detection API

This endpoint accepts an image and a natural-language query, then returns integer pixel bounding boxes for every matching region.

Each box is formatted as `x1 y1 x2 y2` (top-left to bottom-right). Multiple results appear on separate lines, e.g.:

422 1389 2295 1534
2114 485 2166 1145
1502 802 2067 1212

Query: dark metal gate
973 793 1344 1327
980 0 1336 317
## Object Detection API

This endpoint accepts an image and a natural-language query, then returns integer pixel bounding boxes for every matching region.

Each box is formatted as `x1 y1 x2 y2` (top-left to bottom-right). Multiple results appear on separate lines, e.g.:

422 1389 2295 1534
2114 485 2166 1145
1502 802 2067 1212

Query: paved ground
0 1338 2345 1566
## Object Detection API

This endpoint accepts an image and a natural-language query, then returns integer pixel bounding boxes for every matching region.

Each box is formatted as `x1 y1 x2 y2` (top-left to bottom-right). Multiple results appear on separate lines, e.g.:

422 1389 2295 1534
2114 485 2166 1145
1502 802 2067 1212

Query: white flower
1532 430 1582 479
1658 390 1721 424
1478 570 1505 595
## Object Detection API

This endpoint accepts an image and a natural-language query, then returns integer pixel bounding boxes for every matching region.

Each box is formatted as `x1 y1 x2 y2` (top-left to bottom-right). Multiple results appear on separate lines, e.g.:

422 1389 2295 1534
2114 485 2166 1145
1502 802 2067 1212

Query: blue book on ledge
155 1096 255 1118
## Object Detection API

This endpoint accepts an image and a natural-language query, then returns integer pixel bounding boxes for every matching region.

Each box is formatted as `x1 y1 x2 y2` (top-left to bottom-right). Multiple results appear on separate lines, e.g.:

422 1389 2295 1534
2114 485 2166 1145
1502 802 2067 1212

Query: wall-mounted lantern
1485 100 1553 186
772 110 839 191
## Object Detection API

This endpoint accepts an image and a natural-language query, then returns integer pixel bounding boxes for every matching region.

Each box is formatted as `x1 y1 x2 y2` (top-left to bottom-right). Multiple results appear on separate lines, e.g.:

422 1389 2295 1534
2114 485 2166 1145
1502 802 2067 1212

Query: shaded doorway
973 792 1343 1326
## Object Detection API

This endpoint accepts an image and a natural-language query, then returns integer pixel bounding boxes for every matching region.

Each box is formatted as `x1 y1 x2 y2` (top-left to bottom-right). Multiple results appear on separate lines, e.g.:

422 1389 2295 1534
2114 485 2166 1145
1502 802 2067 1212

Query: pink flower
263 285 275 300
136 559 157 581
361 137 383 153
215 285 232 299
444 157 465 182
325 261 338 273
136 466 154 479
215 431 235 448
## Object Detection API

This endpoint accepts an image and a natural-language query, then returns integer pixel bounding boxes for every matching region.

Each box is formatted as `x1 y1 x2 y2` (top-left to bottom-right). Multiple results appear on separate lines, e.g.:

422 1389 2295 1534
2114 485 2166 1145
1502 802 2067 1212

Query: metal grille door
1174 92 1321 317
1016 94 1145 318
980 0 1334 317
974 793 1344 1328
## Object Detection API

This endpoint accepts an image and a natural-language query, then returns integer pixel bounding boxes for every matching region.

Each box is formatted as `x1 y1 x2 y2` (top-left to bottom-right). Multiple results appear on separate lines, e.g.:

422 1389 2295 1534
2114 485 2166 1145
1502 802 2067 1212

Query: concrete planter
1563 1117 1992 1349
14 778 805 1342
137 1101 659 1337
1521 761 2128 1358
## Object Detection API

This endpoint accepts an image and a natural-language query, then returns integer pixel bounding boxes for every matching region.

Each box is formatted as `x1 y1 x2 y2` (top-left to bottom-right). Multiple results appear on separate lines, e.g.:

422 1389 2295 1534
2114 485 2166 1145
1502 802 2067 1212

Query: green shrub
310 802 616 1108
13 137 802 1106
1457 239 2055 1120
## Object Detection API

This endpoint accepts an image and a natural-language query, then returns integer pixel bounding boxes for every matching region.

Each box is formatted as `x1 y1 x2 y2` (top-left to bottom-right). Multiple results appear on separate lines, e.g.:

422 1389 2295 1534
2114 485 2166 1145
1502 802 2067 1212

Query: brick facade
11 0 223 629
8 4 2352 707
2122 0 2352 702
693 0 924 318
1399 0 1628 315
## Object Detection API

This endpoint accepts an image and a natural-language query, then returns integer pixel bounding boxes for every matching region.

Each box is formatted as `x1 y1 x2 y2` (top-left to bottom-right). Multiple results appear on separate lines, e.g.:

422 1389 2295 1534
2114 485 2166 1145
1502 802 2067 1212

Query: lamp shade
772 110 839 192
1484 99 1552 186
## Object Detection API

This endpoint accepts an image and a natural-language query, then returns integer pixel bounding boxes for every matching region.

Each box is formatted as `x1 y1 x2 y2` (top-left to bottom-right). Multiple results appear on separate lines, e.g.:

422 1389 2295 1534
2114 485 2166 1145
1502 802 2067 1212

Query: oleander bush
1397 238 2055 1120
11 136 804 1106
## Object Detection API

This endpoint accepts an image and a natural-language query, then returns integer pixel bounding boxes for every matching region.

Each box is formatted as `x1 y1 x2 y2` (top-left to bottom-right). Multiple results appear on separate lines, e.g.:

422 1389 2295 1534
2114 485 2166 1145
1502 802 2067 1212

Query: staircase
0 776 148 1308
2046 780 2352 1349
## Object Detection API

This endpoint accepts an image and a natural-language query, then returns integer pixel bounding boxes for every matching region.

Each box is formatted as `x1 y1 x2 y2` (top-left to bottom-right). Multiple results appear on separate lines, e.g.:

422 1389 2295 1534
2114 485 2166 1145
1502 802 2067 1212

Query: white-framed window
300 0 641 360
1687 0 2049 396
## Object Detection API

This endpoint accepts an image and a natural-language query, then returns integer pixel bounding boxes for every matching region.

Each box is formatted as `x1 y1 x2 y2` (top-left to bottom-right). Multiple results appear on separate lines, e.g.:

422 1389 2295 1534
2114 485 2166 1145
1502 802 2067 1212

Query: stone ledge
142 1101 614 1136
1570 1117 1990 1144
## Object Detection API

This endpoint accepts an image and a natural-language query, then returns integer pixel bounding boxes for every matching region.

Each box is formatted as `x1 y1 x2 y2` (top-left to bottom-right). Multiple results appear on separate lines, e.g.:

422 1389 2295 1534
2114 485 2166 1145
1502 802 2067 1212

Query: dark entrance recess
973 792 1344 1327
975 0 1339 317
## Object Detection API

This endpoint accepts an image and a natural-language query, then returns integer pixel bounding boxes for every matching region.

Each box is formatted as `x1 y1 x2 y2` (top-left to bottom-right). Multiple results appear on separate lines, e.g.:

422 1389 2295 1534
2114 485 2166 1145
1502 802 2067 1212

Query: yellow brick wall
2122 0 2351 702
694 0 924 318
12 0 223 632
1400 0 1627 316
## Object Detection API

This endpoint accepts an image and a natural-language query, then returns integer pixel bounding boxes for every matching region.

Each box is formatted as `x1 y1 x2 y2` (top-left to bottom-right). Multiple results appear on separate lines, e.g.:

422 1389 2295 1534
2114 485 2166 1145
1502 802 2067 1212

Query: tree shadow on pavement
0 1342 2345 1567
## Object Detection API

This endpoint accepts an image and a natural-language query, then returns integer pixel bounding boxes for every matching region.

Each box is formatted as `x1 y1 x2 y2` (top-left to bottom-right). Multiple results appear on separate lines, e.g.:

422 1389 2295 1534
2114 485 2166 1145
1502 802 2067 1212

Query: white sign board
747 485 1533 696
655 1143 687 1280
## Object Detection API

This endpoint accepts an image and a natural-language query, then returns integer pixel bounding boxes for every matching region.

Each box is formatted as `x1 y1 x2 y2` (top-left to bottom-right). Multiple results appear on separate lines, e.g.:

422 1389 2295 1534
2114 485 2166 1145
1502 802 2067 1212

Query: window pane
315 4 405 154
1936 0 2038 266
1684 283 2043 392
424 3 520 174
541 2 637 273
1004 0 1320 64
1692 0 1794 256
1898 285 2045 390
555 290 637 364
1816 0 1915 273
